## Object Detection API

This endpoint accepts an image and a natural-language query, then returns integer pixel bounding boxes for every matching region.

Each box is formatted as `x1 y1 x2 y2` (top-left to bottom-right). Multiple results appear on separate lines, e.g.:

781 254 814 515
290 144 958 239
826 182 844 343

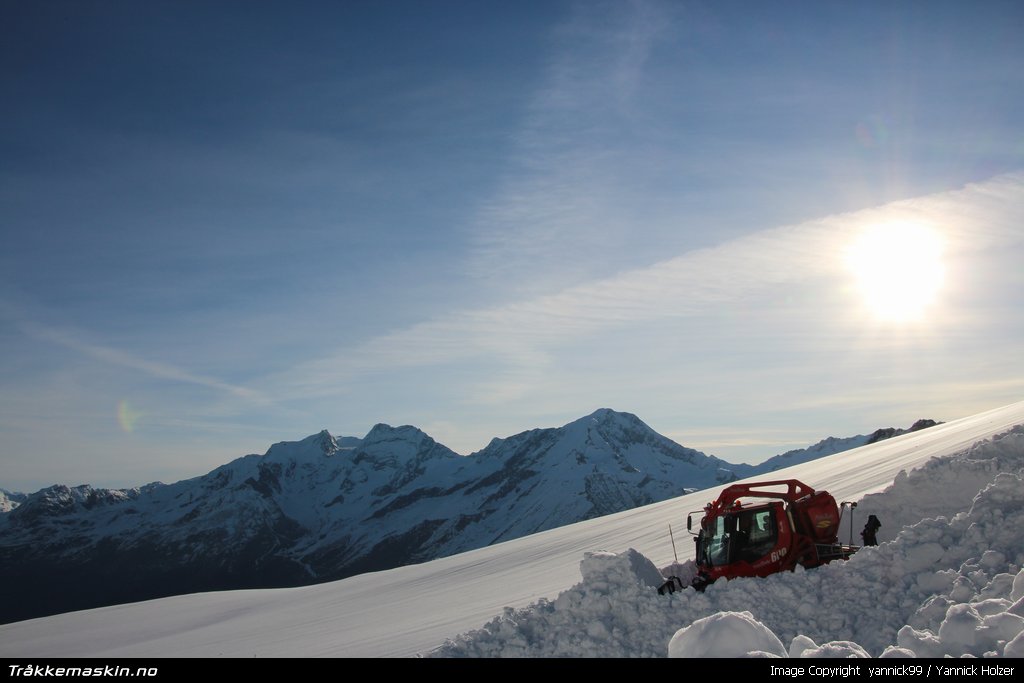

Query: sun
844 221 945 321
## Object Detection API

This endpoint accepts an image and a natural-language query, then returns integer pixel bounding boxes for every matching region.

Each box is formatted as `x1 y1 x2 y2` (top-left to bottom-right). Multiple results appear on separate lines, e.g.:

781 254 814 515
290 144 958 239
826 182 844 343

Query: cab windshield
700 507 777 566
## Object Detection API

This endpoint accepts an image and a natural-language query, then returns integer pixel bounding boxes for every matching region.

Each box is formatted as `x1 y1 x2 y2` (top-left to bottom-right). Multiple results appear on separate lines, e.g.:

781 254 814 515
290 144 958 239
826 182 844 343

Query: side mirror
687 514 692 532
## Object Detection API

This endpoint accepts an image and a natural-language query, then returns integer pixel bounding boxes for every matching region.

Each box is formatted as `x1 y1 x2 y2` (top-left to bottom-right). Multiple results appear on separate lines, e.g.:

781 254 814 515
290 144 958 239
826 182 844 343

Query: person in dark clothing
861 514 881 546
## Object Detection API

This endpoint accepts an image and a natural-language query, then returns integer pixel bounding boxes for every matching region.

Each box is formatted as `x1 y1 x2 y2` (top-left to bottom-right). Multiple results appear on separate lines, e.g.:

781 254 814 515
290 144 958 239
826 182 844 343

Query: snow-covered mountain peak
558 410 705 469
0 488 26 513
562 408 649 443
10 484 138 524
584 407 619 421
363 423 423 442
577 407 638 427
263 429 339 464
595 409 656 437
313 429 338 453
356 424 461 467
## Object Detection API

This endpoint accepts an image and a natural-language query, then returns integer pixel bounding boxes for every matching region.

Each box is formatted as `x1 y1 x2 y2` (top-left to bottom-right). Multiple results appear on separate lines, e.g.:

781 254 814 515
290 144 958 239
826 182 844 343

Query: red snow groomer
676 479 859 591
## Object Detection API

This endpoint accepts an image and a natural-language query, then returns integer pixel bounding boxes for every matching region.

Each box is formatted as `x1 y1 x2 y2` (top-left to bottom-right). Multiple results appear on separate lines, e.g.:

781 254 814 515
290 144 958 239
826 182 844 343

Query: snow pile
850 427 1024 544
431 426 1024 657
789 635 871 658
430 549 672 657
891 472 1024 657
580 549 666 590
668 612 786 658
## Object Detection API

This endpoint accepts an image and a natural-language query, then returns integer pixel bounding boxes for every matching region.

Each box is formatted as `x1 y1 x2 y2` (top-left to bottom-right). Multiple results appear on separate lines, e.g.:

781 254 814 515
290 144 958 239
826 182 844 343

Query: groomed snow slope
2 400 1023 658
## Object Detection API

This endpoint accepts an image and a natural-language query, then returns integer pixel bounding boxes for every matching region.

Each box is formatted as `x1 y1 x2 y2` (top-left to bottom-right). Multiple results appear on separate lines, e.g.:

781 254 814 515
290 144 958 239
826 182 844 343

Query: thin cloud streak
12 318 267 404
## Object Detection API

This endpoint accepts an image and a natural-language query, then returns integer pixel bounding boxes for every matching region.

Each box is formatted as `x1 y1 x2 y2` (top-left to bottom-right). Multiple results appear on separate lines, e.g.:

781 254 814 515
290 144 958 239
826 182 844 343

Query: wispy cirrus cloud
467 0 673 293
6 313 266 404
272 173 1024 401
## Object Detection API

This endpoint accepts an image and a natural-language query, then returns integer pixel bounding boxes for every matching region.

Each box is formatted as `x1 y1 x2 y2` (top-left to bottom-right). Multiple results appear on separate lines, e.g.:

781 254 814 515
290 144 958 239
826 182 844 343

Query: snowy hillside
752 419 941 473
754 434 874 473
0 409 756 623
1 400 1021 657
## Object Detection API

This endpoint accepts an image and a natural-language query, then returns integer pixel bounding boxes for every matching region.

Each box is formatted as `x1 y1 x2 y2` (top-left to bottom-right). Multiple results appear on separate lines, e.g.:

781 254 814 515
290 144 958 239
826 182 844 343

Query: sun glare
845 221 945 322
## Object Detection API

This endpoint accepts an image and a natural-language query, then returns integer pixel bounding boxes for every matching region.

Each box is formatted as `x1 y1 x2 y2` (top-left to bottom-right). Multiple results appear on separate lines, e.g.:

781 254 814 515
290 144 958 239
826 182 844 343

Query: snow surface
1 400 1023 658
668 611 787 658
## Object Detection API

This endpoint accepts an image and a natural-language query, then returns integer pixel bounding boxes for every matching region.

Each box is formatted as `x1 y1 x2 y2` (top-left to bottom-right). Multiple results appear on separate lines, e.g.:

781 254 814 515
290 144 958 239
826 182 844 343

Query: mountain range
0 409 936 624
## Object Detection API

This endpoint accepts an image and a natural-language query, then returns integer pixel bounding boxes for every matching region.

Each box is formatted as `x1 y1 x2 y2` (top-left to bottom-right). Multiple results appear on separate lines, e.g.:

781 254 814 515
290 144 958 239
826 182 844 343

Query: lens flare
117 400 142 433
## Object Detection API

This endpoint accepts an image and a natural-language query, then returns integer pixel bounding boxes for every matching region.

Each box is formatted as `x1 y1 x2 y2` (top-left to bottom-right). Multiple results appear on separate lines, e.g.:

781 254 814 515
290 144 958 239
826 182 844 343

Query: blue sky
2 1 1023 491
